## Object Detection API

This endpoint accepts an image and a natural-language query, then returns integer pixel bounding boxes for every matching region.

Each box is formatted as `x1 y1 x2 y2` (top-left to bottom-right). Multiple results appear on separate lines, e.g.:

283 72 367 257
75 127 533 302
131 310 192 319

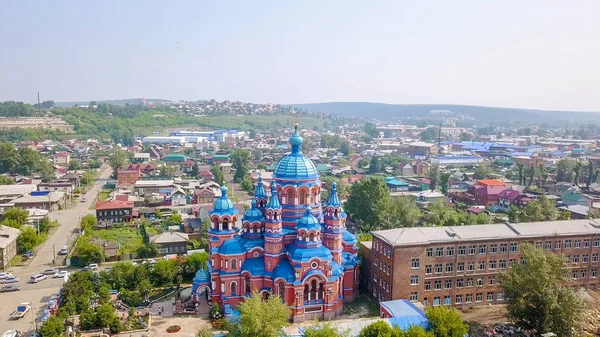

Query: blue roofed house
385 177 410 192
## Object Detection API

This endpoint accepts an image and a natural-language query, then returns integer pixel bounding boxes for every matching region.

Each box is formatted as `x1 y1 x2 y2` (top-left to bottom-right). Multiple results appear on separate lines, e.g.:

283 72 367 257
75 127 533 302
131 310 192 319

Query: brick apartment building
365 219 600 308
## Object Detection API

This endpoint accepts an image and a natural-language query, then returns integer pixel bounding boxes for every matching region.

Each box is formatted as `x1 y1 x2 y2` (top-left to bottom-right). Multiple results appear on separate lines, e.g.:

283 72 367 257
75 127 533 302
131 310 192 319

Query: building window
457 262 465 272
433 296 441 306
410 292 418 302
510 242 518 252
592 269 598 278
593 253 600 262
544 241 552 250
488 244 496 254
299 190 306 204
411 258 420 269
468 245 476 255
575 240 581 248
583 254 590 263
455 294 463 304
489 277 496 285
445 280 452 289
456 279 464 288
535 241 542 249
426 248 433 257
594 238 600 247
565 240 572 248
423 298 428 306
581 270 588 279
487 292 494 302
245 275 251 294
446 247 455 256
446 263 454 273
476 293 483 302
497 292 504 301
499 260 507 269
555 241 562 249
478 261 486 271
424 281 431 291
500 243 508 253
231 258 237 269
572 270 578 279
444 296 451 305
434 280 442 290
468 263 475 271
573 255 580 263
479 245 487 254
565 255 571 264
410 275 419 285
435 248 444 257
458 245 466 256
466 278 474 287
584 239 591 248
435 264 443 274
477 278 483 287
521 257 527 265
466 294 473 303
230 281 237 295
425 265 432 275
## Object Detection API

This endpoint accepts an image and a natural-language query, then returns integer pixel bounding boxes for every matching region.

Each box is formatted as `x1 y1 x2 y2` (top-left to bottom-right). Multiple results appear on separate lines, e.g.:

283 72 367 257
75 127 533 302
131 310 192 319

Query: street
0 167 112 334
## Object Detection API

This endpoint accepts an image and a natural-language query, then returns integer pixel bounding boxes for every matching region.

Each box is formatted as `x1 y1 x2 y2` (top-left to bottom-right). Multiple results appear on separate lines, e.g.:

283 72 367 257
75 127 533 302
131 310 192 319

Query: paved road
0 166 112 335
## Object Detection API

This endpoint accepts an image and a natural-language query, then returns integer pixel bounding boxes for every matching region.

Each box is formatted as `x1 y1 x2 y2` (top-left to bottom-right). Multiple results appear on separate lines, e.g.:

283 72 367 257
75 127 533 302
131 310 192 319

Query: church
193 125 360 322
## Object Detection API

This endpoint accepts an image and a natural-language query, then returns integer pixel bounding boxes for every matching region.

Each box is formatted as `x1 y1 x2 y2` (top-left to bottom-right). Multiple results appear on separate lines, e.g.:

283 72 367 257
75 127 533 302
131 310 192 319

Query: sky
1 1 600 111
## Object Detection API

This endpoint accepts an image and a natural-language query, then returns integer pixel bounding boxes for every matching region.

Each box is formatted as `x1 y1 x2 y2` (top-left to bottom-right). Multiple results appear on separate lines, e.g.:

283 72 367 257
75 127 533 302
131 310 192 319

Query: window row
424 259 515 275
374 240 392 258
564 254 600 264
423 277 496 290
426 243 518 258
423 292 504 306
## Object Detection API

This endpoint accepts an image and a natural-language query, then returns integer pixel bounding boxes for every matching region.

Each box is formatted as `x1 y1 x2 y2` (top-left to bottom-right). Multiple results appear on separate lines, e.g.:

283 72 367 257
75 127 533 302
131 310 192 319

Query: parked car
30 274 47 283
1 285 21 292
58 245 68 255
0 272 12 280
53 270 69 278
42 268 59 275
23 250 34 258
88 263 99 271
2 276 19 284
104 266 112 272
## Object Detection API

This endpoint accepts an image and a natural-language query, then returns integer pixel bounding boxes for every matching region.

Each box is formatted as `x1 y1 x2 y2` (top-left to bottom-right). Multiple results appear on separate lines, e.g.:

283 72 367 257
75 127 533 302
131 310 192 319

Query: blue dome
297 207 321 232
327 182 342 207
243 200 263 222
210 185 237 216
241 257 265 276
254 176 267 199
266 180 282 210
274 125 319 180
193 268 210 284
219 237 244 255
342 230 358 245
288 243 332 262
273 258 295 282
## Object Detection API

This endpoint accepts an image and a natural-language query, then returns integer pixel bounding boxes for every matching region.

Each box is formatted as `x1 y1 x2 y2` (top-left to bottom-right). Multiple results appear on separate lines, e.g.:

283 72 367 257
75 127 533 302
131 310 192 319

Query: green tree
458 132 472 141
81 214 97 233
196 327 214 337
0 175 15 185
574 161 583 185
473 163 492 180
237 291 291 337
587 159 596 187
69 159 81 170
3 207 29 226
109 148 128 175
526 165 535 186
364 122 378 138
74 237 104 265
556 159 576 182
395 197 422 227
38 316 65 337
428 165 440 191
0 142 18 173
536 164 548 187
516 162 525 185
507 205 519 222
500 244 585 336
425 306 468 337
17 226 41 252
359 320 394 337
440 172 451 195
400 325 434 337
419 127 439 142
89 159 103 169
185 252 209 276
231 149 251 183
368 156 381 174
345 177 396 232
150 259 179 286
212 164 225 185
303 322 350 337
339 141 351 156
16 147 41 175
191 160 199 178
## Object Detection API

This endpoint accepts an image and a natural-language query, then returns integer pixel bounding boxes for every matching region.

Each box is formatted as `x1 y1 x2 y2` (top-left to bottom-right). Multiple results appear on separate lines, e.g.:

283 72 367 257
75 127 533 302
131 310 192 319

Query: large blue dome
243 200 263 222
274 125 319 180
210 185 237 216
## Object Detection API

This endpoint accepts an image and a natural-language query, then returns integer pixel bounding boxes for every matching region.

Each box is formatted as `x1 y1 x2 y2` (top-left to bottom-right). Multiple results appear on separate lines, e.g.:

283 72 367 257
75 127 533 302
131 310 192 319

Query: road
0 166 112 335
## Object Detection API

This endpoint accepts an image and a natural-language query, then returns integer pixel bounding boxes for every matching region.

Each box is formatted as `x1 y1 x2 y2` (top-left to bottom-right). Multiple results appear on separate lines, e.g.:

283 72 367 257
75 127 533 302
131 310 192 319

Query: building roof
163 153 188 162
0 184 37 197
380 299 428 328
210 185 237 216
476 179 506 187
274 125 319 180
150 231 189 244
559 205 590 217
13 191 65 204
96 200 133 210
373 219 600 247
0 225 20 249
134 180 174 188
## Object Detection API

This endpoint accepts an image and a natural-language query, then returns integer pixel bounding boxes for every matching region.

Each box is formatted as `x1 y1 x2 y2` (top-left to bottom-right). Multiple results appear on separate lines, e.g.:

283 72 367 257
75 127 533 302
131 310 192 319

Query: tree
150 259 179 286
74 237 104 265
395 197 422 227
556 159 576 182
339 141 351 156
109 148 128 175
587 159 596 187
536 164 548 187
458 132 472 142
420 127 439 142
526 165 535 186
191 160 199 178
3 207 29 226
212 164 225 185
231 149 251 183
440 172 451 195
473 163 492 180
237 291 291 337
69 159 81 170
0 142 18 173
0 175 14 185
89 159 102 169
359 320 394 337
400 325 434 337
507 205 519 222
16 146 42 175
185 252 209 276
428 165 440 191
368 156 382 174
364 122 378 138
81 214 97 233
303 322 350 337
425 306 468 337
516 162 525 185
345 177 396 232
500 244 585 336
38 316 64 337
17 226 41 252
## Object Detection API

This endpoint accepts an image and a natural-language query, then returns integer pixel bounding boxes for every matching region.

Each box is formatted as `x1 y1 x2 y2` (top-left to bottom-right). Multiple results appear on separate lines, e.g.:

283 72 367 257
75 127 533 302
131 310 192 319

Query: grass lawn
92 227 144 254
98 190 112 201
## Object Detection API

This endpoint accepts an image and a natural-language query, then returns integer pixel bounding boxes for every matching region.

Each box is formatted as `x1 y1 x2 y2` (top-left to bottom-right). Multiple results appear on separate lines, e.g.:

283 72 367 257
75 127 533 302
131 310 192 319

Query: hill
289 102 600 122
55 98 172 107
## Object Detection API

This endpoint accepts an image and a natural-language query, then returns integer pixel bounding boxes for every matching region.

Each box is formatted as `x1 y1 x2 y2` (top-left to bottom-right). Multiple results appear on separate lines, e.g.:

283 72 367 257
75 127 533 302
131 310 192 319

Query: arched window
299 190 306 205
304 284 309 302
279 282 285 300
287 190 294 205
302 233 307 241
245 275 251 294
309 233 315 242
231 258 237 269
230 281 237 295
318 283 324 301
334 208 340 217
311 189 317 204
310 280 317 301
223 219 229 230
274 211 279 220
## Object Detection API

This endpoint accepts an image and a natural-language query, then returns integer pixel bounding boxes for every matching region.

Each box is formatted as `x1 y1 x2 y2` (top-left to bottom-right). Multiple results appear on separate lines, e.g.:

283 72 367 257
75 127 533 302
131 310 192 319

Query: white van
58 245 68 255
30 274 47 283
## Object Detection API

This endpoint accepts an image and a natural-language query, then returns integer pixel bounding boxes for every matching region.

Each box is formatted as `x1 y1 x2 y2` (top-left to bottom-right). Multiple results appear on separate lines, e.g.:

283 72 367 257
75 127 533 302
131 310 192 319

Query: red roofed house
475 179 506 187
126 163 156 176
192 188 215 204
199 170 214 181
497 189 532 210
469 185 506 206
53 151 71 167
117 169 141 186
96 200 135 224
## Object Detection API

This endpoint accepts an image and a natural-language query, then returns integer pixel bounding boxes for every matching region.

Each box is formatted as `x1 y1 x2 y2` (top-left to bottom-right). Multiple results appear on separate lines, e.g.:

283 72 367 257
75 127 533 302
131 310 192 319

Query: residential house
219 162 232 174
95 200 135 224
415 190 445 203
134 180 175 196
12 191 66 211
149 231 189 255
60 172 81 187
117 169 141 186
496 189 532 211
413 161 430 176
475 179 506 187
211 154 230 165
133 152 151 163
126 163 156 176
192 188 215 204
145 146 161 160
558 205 590 220
53 151 71 167
37 180 75 195
407 142 438 157
468 185 506 206
561 190 594 208
0 184 37 204
397 162 414 176
199 170 214 181
385 177 410 192
0 225 20 269
169 186 187 206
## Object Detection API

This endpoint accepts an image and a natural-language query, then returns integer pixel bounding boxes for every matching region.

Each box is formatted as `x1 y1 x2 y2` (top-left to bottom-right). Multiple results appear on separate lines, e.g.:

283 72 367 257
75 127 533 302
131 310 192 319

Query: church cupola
209 185 239 233
242 199 264 239
295 207 323 247
266 180 282 221
254 175 268 212
323 182 344 263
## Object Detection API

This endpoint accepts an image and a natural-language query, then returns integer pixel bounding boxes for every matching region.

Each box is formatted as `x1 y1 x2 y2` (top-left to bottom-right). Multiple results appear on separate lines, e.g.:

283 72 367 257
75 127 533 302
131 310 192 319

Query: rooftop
373 219 600 247
150 231 189 244
12 191 65 204
0 225 20 249
96 200 134 210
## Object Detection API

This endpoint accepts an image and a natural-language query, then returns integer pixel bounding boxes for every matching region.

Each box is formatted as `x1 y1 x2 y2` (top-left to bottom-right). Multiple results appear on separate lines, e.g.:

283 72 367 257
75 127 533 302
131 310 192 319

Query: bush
167 325 181 333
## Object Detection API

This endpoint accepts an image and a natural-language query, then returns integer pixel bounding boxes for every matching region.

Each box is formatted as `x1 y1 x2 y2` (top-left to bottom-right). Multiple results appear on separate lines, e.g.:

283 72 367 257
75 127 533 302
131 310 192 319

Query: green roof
316 164 330 173
163 154 188 162
266 165 276 171
561 191 583 201
212 154 230 161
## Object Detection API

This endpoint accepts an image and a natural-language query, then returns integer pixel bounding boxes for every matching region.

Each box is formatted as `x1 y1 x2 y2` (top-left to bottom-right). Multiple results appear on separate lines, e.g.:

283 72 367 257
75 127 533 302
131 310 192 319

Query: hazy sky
1 1 600 111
